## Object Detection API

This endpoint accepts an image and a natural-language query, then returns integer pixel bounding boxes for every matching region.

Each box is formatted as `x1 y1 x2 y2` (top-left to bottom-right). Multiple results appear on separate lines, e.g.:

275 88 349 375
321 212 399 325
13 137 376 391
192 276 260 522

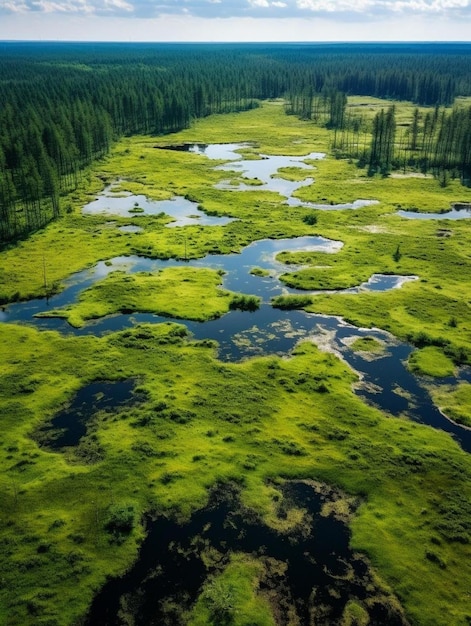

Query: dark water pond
36 379 142 449
85 481 408 626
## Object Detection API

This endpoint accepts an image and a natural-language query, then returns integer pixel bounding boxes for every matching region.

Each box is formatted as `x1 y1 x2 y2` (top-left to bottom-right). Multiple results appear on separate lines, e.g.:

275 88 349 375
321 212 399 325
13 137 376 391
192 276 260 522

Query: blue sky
1 0 470 41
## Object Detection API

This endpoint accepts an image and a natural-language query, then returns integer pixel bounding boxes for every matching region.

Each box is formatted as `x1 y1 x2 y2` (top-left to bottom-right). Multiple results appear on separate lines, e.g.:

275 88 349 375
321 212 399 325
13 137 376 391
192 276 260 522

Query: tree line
328 102 471 184
1 42 471 242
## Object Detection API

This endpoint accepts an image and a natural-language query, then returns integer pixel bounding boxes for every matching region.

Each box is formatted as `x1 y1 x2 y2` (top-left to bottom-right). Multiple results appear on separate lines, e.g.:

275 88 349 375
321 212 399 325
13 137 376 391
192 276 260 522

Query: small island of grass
349 336 385 354
250 267 270 277
38 267 237 326
430 382 471 428
408 346 456 378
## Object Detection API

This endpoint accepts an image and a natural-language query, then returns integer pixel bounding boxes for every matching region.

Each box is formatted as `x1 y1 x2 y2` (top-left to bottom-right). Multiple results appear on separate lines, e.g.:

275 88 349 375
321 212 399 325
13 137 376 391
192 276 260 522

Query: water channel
3 143 471 453
2 235 470 452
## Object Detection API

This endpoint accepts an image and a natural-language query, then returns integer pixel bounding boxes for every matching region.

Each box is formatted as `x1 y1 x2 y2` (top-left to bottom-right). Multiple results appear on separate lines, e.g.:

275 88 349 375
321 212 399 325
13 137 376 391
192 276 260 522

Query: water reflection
85 481 408 626
82 184 235 228
397 208 471 220
169 142 378 210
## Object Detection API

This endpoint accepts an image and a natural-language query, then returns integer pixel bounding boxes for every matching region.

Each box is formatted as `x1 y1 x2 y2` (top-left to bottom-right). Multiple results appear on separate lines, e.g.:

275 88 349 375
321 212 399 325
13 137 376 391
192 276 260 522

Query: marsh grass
408 346 456 377
1 322 471 625
429 383 471 428
349 336 385 354
38 267 235 326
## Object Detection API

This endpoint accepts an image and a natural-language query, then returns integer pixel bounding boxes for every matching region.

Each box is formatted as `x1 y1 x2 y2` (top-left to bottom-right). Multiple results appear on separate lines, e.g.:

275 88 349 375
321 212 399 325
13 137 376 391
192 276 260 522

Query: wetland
1 101 471 626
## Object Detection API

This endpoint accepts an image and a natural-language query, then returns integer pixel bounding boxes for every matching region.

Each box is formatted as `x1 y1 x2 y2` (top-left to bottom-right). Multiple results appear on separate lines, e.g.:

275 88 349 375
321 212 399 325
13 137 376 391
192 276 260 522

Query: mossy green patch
1 99 471 626
39 266 233 326
349 336 385 354
1 322 470 625
188 554 275 626
429 383 471 428
250 266 270 277
408 346 456 377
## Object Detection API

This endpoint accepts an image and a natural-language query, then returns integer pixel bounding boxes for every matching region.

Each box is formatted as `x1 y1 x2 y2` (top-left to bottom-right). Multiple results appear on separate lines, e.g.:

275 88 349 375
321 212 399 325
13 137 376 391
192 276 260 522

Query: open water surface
397 207 471 220
2 235 469 451
85 481 408 626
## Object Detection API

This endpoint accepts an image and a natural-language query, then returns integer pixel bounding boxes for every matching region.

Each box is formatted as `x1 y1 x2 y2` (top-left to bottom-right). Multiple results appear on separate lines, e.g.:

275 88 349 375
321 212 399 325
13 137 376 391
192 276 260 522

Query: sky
0 0 470 42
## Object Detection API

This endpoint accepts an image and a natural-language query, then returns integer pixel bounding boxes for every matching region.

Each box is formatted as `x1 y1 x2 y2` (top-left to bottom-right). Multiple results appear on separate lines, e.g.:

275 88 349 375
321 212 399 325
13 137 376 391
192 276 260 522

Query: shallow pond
292 198 379 210
85 481 408 626
160 141 251 161
164 142 378 211
36 379 142 450
118 225 144 233
397 207 471 220
82 184 235 228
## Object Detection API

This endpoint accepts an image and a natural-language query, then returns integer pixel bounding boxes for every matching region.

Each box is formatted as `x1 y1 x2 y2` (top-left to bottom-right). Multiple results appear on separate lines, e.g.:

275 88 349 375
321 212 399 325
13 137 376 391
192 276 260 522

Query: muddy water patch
85 481 408 626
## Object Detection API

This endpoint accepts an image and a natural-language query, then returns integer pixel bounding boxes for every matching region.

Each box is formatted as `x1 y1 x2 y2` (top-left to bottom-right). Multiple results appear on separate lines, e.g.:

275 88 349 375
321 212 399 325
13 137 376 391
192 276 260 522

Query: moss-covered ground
429 382 471 428
1 100 471 625
38 266 235 327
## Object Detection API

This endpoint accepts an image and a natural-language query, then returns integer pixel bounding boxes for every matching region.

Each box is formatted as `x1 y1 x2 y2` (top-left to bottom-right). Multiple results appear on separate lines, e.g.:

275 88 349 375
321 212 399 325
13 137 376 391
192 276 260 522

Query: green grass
1 100 471 626
188 554 275 626
38 266 234 326
1 323 471 625
408 346 456 377
349 336 385 354
429 383 471 428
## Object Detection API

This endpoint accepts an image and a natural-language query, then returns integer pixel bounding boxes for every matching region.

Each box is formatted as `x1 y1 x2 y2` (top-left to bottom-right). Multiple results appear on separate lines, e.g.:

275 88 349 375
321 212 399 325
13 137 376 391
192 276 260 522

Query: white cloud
0 0 470 19
248 0 269 6
296 0 469 13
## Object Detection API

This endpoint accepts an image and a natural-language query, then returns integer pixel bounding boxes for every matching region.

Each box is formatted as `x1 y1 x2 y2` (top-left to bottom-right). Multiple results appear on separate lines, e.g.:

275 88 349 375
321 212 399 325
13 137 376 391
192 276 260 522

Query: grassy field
1 100 471 625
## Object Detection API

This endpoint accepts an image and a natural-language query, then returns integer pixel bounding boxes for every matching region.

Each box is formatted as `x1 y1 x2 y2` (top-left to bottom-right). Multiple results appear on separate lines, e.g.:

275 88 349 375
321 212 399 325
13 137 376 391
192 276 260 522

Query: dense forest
1 42 471 242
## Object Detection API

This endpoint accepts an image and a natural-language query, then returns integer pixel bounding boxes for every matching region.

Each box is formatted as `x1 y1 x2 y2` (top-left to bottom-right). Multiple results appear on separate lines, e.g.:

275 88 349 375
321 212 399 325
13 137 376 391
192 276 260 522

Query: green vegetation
408 346 456 377
38 266 234 326
271 294 313 309
250 267 270 277
1 322 470 625
430 383 471 428
349 336 385 355
189 555 275 626
1 94 471 625
229 293 261 312
3 42 471 242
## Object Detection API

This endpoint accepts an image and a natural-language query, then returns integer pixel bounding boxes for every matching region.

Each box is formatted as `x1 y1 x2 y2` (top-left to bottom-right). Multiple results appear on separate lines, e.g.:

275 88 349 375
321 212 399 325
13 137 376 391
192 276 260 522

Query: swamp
1 43 471 626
